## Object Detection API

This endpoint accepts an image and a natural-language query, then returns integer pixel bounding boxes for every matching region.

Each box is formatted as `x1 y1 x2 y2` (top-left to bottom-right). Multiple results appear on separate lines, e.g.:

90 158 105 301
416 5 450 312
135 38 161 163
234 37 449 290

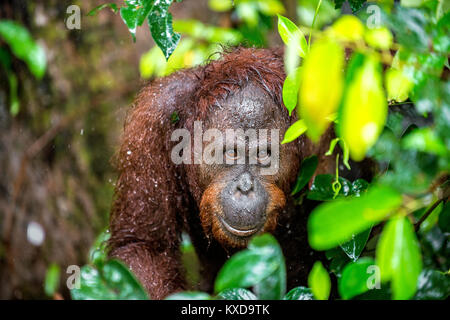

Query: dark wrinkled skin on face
108 47 340 300
193 84 298 242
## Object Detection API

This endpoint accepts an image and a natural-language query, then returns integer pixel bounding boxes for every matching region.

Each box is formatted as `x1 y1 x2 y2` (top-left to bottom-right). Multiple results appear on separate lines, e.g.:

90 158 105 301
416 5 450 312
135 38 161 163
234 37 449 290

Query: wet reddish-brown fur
108 47 336 299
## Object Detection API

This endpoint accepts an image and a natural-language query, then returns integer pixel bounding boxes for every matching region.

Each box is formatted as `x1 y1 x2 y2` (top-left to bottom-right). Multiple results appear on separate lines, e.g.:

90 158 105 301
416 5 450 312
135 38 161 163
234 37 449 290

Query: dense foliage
9 0 443 300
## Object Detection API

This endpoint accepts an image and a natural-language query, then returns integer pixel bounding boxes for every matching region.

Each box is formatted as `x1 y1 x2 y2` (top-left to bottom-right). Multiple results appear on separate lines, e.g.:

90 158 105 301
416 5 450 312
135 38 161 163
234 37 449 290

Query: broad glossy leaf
281 119 307 144
414 269 450 300
384 6 429 52
308 261 331 300
0 20 46 78
307 174 369 201
283 286 314 300
214 234 285 297
120 3 140 41
339 54 387 161
291 155 318 195
329 250 350 278
166 292 211 300
340 228 372 261
277 15 307 58
251 235 286 300
71 260 148 300
148 0 181 60
217 288 257 300
376 216 422 300
298 38 344 142
308 185 402 250
385 68 413 102
282 67 302 115
339 257 376 299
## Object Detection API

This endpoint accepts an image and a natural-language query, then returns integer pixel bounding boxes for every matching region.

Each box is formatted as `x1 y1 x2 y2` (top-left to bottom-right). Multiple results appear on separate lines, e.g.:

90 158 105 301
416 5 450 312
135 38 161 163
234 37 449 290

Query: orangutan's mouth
218 216 261 237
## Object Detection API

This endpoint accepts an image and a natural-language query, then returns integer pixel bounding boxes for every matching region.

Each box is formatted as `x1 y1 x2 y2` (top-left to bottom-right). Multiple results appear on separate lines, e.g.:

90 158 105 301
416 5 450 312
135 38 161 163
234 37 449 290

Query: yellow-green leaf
282 119 308 144
282 67 302 115
385 68 413 103
298 39 344 142
308 261 331 300
365 27 393 50
208 0 233 12
308 185 402 250
277 15 307 58
339 54 387 161
330 15 365 42
376 216 422 300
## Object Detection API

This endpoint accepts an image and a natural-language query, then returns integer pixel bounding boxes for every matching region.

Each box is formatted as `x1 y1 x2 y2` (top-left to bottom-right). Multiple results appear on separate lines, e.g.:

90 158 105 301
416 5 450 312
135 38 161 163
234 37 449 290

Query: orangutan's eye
225 147 239 161
257 149 271 163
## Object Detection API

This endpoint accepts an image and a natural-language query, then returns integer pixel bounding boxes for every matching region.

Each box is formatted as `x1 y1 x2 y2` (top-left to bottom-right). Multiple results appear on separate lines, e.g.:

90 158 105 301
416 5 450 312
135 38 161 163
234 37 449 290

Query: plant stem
308 0 322 51
414 197 446 232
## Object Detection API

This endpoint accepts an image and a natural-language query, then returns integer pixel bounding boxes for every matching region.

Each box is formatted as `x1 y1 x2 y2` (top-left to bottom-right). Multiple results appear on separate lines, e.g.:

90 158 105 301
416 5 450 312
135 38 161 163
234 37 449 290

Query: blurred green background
0 0 329 299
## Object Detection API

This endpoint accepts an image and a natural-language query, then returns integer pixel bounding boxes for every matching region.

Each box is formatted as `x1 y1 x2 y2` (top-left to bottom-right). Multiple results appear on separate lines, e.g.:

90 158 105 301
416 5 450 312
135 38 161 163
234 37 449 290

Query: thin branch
414 197 446 232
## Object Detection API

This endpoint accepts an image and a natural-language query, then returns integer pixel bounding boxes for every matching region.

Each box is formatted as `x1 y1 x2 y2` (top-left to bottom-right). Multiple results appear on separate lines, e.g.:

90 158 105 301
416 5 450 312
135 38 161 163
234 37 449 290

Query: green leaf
208 0 233 12
281 119 308 144
217 288 257 300
438 202 450 233
402 127 447 156
376 216 422 300
331 15 365 42
148 0 181 60
334 0 366 12
339 257 376 300
120 3 140 41
384 6 429 52
291 155 318 195
307 174 352 201
165 292 211 300
44 263 61 297
89 229 111 266
71 260 148 300
282 67 302 115
308 185 402 250
329 249 350 278
433 12 450 54
277 15 307 58
385 68 413 102
283 286 314 300
339 228 372 261
299 38 344 142
87 3 119 16
250 235 286 300
258 0 286 16
308 261 331 300
414 269 450 300
364 27 393 50
0 20 46 78
214 234 285 299
339 53 387 161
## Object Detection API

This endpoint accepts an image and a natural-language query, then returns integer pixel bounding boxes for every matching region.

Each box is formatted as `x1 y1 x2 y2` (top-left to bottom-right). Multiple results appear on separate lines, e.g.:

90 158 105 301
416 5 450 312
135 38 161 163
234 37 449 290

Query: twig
414 197 446 232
